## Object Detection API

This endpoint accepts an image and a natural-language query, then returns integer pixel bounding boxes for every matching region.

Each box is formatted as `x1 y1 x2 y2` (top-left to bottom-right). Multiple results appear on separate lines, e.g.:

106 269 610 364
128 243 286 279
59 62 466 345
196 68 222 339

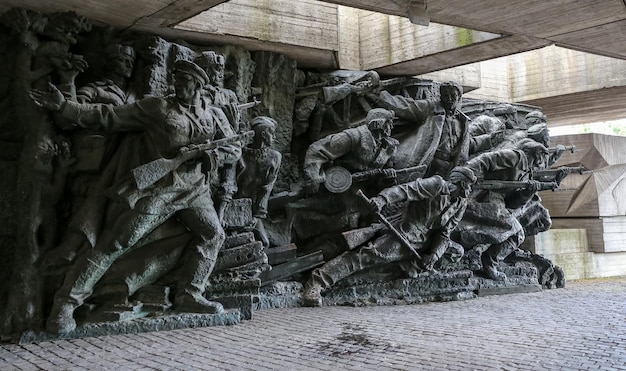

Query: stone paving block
1 277 626 370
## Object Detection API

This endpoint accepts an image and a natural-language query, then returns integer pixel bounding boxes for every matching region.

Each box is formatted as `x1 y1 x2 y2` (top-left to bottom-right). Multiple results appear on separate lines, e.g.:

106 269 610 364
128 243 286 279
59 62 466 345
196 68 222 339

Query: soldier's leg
174 202 225 314
421 234 447 272
422 199 468 271
46 210 168 334
303 235 405 306
481 229 524 281
254 218 270 248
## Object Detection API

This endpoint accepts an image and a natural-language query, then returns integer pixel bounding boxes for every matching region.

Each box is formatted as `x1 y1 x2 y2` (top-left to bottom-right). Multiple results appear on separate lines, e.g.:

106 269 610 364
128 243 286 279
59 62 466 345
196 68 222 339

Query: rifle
356 190 422 260
534 166 590 183
351 164 427 183
324 164 428 193
475 180 558 192
548 144 577 153
456 109 472 122
131 130 255 190
379 77 408 91
237 98 261 110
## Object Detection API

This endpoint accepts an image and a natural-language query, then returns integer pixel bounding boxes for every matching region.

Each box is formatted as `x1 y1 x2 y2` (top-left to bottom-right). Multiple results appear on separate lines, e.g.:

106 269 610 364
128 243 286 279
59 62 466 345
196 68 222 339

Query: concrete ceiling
1 0 626 125
328 0 626 61
2 0 624 69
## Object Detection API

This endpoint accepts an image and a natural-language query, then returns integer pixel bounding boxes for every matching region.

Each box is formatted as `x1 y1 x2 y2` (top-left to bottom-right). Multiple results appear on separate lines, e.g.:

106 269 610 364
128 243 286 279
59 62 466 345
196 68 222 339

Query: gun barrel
535 166 587 176
548 144 576 153
237 99 261 110
475 180 557 191
352 164 427 183
456 109 472 122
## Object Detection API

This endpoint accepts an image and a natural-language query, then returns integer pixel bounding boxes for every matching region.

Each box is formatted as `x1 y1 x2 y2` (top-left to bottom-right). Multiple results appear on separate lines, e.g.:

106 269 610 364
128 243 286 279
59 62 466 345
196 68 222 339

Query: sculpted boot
175 292 224 314
481 258 506 281
302 251 361 307
302 277 324 307
45 302 77 334
175 255 224 314
481 245 510 281
45 250 118 334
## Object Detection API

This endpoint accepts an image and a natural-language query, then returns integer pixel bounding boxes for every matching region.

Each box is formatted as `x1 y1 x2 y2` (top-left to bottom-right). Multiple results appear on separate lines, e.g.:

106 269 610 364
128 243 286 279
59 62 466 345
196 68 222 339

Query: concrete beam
461 46 626 126
508 46 626 103
521 87 626 127
374 35 550 76
135 0 230 28
132 25 338 69
358 12 503 73
172 0 340 68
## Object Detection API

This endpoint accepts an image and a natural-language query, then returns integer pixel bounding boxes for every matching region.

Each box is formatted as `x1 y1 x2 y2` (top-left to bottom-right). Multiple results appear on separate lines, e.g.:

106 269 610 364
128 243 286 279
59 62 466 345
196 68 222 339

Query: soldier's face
174 72 198 101
260 126 274 147
382 120 393 137
111 55 134 78
533 150 549 169
210 65 224 86
441 89 460 111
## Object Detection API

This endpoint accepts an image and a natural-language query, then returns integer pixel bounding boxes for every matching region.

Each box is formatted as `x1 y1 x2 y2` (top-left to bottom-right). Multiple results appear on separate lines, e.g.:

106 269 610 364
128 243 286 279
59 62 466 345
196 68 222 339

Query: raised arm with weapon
132 130 255 190
475 180 558 192
534 165 590 184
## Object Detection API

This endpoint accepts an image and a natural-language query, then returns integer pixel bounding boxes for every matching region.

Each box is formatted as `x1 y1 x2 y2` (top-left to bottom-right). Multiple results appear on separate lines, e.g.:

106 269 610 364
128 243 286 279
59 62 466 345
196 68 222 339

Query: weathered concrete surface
1 277 625 369
461 46 626 126
524 229 626 281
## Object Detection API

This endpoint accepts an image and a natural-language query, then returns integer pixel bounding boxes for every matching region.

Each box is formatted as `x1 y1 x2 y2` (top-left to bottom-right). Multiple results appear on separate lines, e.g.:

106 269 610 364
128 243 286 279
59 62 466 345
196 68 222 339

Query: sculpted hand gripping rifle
131 130 254 190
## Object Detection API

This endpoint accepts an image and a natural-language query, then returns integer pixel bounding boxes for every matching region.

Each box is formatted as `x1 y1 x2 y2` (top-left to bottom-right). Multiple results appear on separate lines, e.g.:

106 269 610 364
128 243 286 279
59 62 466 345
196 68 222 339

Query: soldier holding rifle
302 107 399 194
453 140 553 280
302 169 476 307
30 60 242 334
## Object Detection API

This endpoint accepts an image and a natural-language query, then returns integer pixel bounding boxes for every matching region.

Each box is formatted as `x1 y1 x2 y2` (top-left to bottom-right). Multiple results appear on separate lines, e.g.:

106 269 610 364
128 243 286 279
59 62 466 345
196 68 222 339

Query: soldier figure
45 44 138 267
236 116 282 247
371 81 470 178
302 107 398 193
453 141 552 280
30 60 241 334
302 169 475 307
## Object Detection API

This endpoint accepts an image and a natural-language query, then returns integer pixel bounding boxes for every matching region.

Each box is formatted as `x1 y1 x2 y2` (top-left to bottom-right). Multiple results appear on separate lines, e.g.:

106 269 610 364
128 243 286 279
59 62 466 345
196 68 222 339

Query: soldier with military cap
302 107 399 193
29 59 241 334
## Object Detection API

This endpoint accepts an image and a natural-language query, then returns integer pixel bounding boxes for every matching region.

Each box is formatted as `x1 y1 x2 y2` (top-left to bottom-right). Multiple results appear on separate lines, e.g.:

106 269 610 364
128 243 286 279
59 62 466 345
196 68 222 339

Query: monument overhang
1 0 624 75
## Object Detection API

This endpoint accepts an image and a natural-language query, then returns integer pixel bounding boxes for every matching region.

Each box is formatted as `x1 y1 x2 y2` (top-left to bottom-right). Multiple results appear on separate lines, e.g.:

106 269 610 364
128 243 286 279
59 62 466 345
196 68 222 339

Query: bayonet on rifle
534 166 591 183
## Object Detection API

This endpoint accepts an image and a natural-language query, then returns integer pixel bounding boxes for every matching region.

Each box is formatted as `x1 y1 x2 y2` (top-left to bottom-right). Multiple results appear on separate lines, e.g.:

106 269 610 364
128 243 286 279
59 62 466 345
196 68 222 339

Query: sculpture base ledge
17 310 241 344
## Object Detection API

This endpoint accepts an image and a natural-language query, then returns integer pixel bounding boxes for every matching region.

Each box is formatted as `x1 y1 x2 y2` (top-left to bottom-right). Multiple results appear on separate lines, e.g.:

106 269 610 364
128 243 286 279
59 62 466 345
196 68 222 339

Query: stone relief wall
0 8 574 343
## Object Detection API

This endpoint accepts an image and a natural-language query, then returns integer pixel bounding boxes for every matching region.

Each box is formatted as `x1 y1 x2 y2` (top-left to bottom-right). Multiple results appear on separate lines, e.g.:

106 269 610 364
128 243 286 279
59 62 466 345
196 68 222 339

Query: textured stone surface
16 310 241 344
1 277 624 369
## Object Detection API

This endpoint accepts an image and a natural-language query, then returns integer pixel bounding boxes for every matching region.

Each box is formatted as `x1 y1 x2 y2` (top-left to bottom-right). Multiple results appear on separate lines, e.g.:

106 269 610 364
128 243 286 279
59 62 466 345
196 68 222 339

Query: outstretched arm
29 82 66 111
376 91 432 122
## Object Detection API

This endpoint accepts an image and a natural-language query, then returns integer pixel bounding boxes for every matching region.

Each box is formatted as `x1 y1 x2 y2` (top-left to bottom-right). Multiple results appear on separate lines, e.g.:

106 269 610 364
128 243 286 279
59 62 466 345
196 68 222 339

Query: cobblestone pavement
1 277 625 370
